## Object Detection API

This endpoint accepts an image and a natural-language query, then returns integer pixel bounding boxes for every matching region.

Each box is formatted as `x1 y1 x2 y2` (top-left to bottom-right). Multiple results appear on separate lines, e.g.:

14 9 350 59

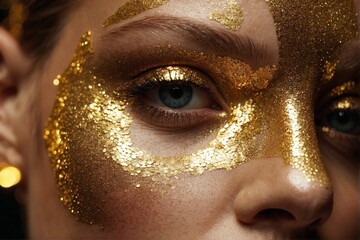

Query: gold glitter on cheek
103 0 169 27
208 0 244 31
43 31 265 224
44 32 95 224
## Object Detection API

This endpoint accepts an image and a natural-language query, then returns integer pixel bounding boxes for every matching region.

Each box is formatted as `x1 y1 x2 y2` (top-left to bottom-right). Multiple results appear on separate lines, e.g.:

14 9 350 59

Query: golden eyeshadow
330 81 357 98
103 0 169 27
330 97 359 110
135 66 209 87
208 0 244 31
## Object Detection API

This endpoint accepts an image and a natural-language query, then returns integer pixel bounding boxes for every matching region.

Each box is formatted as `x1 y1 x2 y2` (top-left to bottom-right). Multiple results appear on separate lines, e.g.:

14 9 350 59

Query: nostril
256 209 295 221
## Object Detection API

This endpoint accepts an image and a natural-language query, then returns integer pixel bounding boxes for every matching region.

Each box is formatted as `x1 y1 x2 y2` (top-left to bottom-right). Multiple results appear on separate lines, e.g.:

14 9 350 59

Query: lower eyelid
129 98 224 129
317 127 360 156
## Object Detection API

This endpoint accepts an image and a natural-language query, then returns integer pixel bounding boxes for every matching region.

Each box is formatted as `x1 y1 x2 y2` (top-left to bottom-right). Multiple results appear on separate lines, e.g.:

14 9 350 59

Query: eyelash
124 66 225 129
316 93 360 139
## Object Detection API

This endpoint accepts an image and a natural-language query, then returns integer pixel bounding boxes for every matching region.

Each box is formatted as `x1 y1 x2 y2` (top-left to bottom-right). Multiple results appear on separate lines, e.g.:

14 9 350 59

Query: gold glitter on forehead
267 0 358 69
103 0 169 27
208 0 244 31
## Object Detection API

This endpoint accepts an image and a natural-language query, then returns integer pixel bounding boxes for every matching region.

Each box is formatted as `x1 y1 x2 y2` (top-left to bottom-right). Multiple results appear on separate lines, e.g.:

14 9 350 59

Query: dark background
0 187 26 239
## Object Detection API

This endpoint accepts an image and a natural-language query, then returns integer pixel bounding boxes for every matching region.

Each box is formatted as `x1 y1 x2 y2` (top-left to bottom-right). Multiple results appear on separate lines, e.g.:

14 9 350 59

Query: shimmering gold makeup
103 0 169 27
331 98 358 110
322 61 338 82
265 0 358 183
44 31 274 222
44 0 359 224
178 50 276 94
208 0 244 31
330 81 357 98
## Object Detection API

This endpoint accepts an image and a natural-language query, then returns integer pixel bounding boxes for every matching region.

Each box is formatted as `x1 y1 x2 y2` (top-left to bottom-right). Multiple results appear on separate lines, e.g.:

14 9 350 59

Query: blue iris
327 110 360 134
159 84 193 109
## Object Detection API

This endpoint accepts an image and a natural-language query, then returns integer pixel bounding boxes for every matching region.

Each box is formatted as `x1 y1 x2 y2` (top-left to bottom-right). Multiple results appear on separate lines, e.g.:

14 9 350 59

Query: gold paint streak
103 0 169 27
208 0 244 31
283 98 327 183
266 0 358 184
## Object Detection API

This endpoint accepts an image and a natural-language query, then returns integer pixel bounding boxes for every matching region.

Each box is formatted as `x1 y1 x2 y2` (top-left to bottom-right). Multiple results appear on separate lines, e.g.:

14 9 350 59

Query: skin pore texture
21 0 359 239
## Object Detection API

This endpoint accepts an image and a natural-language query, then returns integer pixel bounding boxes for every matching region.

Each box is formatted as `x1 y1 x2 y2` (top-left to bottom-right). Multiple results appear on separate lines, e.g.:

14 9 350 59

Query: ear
0 27 30 184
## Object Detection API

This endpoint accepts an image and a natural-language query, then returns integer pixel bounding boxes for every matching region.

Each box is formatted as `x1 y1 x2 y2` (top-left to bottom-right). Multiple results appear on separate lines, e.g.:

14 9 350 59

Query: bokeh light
0 165 21 188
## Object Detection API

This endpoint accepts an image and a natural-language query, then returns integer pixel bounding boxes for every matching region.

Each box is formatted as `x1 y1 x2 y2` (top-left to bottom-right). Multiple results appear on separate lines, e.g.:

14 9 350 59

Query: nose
233 158 332 232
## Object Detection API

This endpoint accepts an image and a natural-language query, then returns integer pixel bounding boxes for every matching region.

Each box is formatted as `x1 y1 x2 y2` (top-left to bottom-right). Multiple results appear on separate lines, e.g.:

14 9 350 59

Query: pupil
337 111 349 124
159 84 193 109
328 110 359 134
170 87 184 99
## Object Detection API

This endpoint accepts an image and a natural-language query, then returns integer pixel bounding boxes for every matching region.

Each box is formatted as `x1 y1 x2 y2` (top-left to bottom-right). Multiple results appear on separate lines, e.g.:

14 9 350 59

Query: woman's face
27 0 359 239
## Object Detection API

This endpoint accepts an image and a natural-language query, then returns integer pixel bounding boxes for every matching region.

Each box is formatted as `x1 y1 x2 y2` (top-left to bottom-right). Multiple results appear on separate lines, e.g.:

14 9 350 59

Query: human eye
316 81 360 141
124 66 226 129
318 97 360 136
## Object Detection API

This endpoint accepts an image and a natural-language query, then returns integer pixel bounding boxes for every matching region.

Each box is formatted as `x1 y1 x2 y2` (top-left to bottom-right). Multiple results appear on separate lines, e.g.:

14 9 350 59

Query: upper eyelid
317 41 359 96
316 85 359 112
132 66 211 86
336 40 360 72
129 66 230 111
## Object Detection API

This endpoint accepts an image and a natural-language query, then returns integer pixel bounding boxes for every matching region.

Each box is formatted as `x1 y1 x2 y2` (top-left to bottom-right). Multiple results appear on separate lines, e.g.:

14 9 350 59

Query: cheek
320 158 360 238
88 170 233 237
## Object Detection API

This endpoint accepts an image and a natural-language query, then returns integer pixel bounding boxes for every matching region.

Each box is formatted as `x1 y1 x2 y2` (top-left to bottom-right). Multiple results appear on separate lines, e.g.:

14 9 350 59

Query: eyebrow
101 16 277 68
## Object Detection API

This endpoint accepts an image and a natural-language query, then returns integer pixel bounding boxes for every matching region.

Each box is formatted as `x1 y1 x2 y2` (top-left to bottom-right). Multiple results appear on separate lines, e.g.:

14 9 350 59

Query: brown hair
3 0 78 63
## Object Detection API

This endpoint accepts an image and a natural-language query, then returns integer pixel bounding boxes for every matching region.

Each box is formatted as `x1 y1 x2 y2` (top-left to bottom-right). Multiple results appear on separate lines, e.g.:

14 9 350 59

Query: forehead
267 0 358 67
84 0 358 49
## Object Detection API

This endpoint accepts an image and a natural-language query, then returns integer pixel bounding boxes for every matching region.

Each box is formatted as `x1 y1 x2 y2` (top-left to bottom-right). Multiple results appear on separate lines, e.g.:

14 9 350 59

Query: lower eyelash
129 96 223 129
